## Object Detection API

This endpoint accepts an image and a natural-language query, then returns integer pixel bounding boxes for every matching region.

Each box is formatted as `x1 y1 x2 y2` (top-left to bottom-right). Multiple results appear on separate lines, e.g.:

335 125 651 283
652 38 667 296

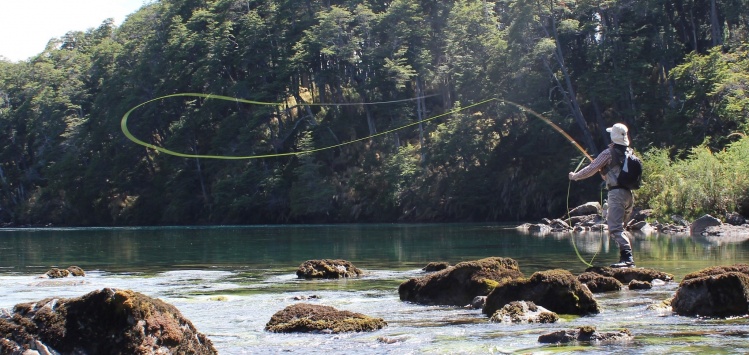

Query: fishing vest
604 145 628 189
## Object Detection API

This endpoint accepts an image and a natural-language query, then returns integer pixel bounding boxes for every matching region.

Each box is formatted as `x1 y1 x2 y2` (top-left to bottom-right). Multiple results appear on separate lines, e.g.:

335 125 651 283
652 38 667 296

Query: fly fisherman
568 123 635 268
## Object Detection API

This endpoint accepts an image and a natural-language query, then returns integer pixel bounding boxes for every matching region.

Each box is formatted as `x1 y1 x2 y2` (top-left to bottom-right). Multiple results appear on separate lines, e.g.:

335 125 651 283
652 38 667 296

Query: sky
0 0 149 62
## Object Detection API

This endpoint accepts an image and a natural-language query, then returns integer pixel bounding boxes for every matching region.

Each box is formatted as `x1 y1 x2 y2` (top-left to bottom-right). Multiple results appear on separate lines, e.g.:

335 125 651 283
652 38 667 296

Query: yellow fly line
121 93 593 162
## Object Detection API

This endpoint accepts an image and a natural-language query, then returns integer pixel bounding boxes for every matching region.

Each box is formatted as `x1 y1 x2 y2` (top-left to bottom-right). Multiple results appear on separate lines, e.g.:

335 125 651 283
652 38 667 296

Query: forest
1 0 748 226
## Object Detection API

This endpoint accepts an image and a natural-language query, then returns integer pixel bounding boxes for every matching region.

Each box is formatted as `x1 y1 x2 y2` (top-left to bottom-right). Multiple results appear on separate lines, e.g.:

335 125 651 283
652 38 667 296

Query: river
1 224 748 354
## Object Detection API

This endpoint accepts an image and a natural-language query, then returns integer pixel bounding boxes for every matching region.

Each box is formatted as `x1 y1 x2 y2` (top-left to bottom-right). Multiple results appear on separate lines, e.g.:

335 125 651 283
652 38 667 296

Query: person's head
606 123 629 146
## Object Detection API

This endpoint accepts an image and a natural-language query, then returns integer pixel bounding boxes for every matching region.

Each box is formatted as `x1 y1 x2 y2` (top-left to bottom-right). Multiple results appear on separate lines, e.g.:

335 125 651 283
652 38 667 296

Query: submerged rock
628 280 652 290
296 259 362 279
489 301 558 324
292 295 320 301
0 288 216 354
468 296 487 309
44 268 70 278
398 257 523 306
422 261 451 272
376 336 407 344
42 266 86 279
538 326 633 344
646 298 674 315
67 266 86 277
265 303 386 333
702 224 749 241
672 264 749 317
577 272 622 293
585 266 674 284
516 223 553 234
483 269 600 316
628 220 651 231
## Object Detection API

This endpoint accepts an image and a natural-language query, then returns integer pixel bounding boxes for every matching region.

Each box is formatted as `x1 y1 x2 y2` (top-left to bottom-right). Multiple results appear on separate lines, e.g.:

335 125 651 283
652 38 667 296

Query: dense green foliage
639 136 749 220
1 0 748 226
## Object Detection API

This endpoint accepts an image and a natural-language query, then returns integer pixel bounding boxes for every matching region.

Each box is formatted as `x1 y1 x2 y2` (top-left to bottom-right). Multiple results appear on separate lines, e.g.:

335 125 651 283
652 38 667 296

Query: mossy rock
681 264 749 280
45 268 70 278
585 266 673 284
538 326 633 344
672 265 749 317
483 269 600 317
422 261 451 272
398 257 523 306
577 272 622 293
67 266 86 277
296 259 363 279
0 288 216 354
265 303 386 333
628 280 652 290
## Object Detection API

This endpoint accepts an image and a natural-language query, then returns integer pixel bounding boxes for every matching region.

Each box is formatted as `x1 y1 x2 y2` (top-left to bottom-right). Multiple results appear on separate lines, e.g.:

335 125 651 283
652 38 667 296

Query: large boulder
398 257 523 306
0 288 216 355
265 303 386 333
483 269 600 317
690 214 722 235
585 266 674 284
672 264 749 317
725 212 748 226
567 202 601 217
296 259 362 279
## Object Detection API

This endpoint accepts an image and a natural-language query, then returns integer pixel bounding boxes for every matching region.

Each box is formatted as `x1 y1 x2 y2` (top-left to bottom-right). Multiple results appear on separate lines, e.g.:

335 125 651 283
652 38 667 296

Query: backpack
611 145 643 190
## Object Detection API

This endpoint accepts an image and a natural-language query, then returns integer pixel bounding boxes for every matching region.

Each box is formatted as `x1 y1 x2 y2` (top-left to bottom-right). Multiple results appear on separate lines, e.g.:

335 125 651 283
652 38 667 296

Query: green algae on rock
577 271 623 293
0 288 217 354
398 257 524 306
483 269 600 317
296 259 363 279
673 264 749 317
265 303 387 333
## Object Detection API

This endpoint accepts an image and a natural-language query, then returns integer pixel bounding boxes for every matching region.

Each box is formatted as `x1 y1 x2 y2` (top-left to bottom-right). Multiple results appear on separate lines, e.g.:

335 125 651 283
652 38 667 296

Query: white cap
606 123 629 146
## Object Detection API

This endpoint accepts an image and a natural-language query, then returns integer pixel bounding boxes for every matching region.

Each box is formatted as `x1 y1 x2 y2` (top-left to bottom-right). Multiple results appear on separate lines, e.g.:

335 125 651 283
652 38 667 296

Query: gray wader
606 187 634 252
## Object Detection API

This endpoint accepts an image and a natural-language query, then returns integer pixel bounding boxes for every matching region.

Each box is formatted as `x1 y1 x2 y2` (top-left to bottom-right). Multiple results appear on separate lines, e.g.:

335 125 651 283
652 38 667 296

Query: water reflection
1 224 748 281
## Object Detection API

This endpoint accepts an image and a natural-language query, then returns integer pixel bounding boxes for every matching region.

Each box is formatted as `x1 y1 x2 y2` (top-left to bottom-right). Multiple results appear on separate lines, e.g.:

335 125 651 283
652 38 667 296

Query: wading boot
610 249 635 268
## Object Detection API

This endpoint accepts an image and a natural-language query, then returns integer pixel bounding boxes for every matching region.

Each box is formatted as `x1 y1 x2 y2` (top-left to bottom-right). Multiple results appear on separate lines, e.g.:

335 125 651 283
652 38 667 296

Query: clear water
1 224 749 354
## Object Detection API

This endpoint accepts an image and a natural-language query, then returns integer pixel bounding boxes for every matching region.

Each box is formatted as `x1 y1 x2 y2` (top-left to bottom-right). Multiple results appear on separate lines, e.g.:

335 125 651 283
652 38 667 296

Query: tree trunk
710 0 722 47
416 77 426 162
591 98 608 142
191 141 210 207
364 103 376 136
540 4 598 155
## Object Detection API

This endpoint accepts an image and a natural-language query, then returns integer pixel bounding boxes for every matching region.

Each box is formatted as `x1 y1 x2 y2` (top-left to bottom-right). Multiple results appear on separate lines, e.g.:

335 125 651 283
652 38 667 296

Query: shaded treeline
1 0 748 226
